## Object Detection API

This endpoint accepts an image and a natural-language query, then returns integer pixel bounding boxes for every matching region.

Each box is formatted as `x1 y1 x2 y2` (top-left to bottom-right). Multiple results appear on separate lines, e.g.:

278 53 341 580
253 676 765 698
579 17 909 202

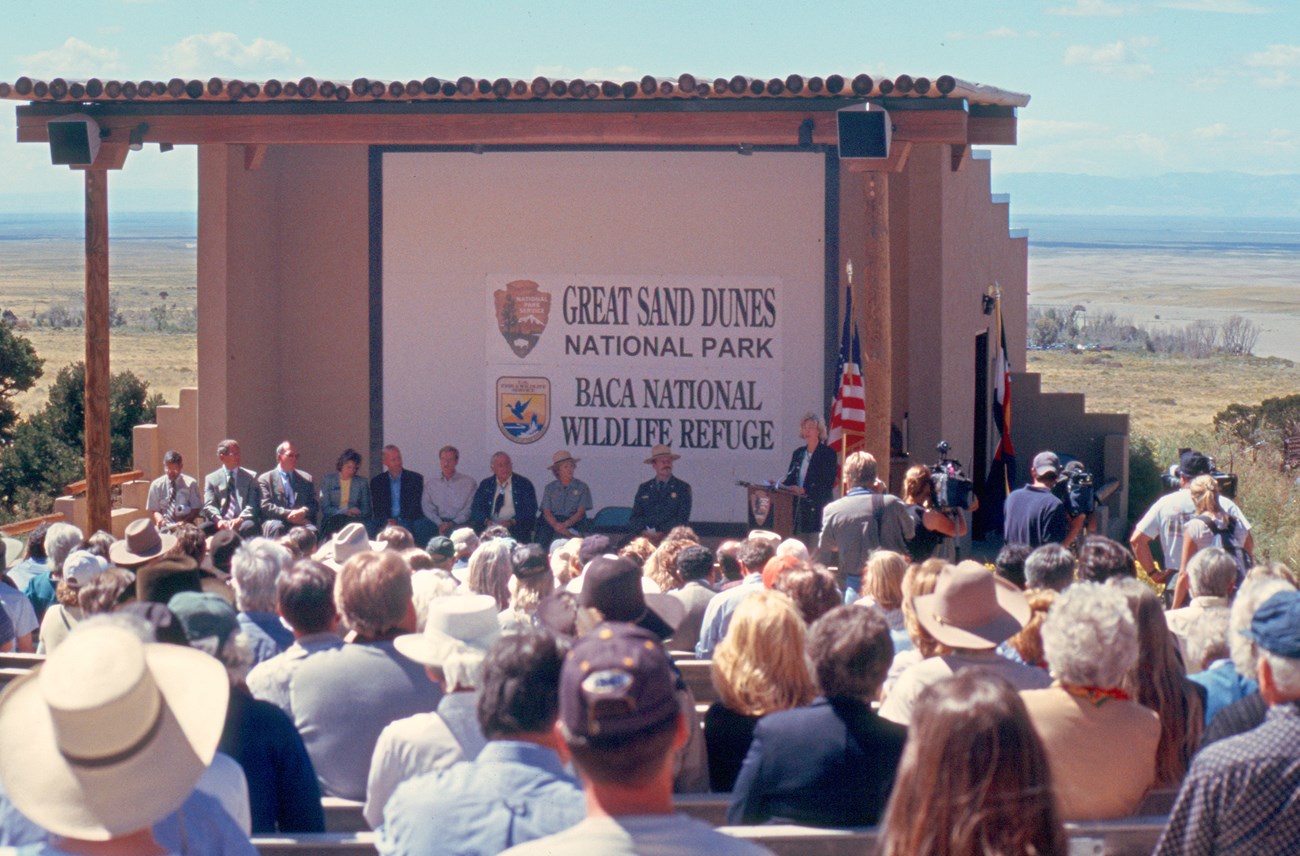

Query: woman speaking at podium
781 412 838 534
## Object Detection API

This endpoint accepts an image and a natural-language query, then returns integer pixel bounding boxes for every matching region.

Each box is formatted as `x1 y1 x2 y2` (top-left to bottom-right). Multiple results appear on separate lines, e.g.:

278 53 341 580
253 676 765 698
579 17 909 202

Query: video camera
1159 448 1238 499
1056 460 1096 517
929 441 974 512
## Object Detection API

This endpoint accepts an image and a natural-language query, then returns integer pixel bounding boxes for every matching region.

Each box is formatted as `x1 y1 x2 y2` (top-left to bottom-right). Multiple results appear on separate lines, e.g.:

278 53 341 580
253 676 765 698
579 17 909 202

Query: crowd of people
0 437 1295 855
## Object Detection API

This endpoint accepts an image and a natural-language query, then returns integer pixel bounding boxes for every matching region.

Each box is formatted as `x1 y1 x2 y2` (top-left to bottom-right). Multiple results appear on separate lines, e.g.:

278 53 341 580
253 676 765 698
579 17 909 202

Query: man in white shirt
1131 450 1252 585
146 450 204 532
422 445 477 537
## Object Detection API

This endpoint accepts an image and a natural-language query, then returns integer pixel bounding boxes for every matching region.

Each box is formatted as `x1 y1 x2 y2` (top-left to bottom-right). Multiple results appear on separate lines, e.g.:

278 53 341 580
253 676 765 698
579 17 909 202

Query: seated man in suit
470 451 537 542
371 444 436 545
258 440 320 538
728 605 905 827
627 445 692 537
202 438 260 536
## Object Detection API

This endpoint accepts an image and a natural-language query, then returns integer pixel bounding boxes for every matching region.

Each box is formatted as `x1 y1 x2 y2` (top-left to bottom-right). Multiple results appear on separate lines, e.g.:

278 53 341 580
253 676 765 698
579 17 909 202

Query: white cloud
1048 0 1129 16
1192 122 1232 139
1156 0 1267 12
1244 44 1300 67
159 33 303 77
1063 39 1156 77
16 37 123 78
1254 70 1298 89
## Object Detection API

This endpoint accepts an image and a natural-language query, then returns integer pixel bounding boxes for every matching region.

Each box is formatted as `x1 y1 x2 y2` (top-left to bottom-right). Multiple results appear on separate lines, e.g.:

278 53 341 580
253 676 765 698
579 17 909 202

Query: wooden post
84 170 111 535
860 173 892 485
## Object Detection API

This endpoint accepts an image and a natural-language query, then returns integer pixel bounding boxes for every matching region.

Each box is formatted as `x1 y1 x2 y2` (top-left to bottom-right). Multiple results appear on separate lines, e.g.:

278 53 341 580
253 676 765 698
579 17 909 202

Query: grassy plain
1027 350 1300 439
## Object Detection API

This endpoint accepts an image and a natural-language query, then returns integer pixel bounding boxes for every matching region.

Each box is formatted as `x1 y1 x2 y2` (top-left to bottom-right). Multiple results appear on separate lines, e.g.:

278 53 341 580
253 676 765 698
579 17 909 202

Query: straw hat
913 561 1030 650
394 594 500 690
1 536 24 570
549 450 580 473
108 518 177 567
313 522 386 570
0 623 228 840
643 444 681 465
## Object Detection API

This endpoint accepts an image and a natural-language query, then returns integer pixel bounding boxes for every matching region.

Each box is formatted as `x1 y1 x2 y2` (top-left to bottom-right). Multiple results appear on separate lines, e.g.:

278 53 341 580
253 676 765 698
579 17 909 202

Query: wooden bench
321 792 732 834
257 816 1169 856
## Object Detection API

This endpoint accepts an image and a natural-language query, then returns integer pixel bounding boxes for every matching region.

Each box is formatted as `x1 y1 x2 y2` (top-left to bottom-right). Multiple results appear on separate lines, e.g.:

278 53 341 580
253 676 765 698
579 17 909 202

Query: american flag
828 284 865 454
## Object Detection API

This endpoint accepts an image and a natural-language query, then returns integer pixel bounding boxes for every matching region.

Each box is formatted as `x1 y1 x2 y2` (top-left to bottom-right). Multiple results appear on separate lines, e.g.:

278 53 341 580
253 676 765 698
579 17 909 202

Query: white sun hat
0 623 228 840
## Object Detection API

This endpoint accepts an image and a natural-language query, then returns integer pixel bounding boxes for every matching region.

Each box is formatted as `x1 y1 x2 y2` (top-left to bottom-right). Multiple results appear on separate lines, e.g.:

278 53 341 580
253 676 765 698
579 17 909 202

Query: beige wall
195 139 1048 523
840 144 1028 491
198 144 370 481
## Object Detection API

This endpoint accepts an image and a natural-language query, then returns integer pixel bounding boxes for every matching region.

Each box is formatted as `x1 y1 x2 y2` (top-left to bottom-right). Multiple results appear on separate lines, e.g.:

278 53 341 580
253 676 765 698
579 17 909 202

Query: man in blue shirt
1156 590 1300 855
378 631 584 855
1002 451 1079 549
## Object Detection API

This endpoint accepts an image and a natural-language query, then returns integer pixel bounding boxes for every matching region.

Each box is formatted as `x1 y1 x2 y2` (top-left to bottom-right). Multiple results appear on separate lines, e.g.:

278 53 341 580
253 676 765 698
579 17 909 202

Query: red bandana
1061 683 1131 706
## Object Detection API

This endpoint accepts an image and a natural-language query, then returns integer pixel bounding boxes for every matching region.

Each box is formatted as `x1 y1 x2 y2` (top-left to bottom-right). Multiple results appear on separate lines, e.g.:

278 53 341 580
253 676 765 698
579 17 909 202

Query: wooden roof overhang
6 73 1027 173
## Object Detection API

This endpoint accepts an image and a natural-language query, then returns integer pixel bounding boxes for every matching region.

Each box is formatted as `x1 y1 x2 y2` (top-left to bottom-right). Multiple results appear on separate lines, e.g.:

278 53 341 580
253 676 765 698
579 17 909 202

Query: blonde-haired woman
705 589 816 791
781 412 838 535
1174 474 1253 608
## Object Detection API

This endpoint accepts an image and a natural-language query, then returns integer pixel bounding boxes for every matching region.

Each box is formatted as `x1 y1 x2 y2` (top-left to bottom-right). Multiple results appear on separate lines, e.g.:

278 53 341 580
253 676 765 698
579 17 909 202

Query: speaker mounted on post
836 103 891 160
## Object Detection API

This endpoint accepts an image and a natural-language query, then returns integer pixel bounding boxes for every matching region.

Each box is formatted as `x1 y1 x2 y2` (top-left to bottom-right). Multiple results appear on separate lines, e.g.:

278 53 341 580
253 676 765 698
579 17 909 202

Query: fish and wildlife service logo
497 377 550 444
494 279 552 358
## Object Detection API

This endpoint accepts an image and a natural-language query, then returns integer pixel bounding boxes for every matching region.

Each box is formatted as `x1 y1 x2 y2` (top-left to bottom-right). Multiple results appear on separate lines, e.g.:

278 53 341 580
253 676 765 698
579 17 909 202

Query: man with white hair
231 538 295 666
1198 574 1296 739
1156 589 1300 854
1164 547 1236 663
258 440 320 539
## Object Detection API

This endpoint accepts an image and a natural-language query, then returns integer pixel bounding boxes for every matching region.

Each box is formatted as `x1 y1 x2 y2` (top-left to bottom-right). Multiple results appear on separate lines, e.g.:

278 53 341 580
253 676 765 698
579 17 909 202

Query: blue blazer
319 471 372 521
470 474 537 542
727 697 906 828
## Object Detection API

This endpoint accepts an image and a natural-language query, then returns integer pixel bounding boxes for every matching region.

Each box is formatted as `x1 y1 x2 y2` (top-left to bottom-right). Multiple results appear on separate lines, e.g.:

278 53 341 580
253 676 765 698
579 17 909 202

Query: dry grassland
1027 350 1300 438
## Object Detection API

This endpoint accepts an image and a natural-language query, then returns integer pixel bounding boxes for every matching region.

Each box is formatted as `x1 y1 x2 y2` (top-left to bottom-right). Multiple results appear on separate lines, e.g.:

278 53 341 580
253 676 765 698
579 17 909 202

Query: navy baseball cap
1178 451 1213 479
560 622 679 740
1241 591 1300 658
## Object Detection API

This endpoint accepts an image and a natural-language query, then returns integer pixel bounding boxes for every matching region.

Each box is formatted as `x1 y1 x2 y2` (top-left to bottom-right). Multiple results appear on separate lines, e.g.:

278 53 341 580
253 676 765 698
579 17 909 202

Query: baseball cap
578 555 683 639
1032 451 1061 478
1178 451 1213 479
1241 590 1300 659
168 591 239 657
560 622 680 740
425 536 455 560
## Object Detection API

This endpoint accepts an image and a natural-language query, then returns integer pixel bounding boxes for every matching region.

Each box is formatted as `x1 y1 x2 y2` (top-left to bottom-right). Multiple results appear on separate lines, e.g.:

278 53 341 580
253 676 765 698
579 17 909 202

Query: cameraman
1130 450 1252 591
901 465 976 562
1002 451 1086 549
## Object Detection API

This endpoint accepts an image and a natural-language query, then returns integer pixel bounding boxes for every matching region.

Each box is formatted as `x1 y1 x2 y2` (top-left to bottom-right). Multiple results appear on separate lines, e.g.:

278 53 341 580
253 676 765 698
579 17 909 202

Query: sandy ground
1029 247 1300 362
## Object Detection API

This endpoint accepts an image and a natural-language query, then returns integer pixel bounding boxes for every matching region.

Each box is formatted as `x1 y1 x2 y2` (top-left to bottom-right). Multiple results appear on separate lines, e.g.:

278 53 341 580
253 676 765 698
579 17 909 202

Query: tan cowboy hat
549 450 580 471
2 535 25 570
0 623 228 840
913 561 1030 650
313 522 387 570
108 518 177 567
394 594 501 690
643 444 681 465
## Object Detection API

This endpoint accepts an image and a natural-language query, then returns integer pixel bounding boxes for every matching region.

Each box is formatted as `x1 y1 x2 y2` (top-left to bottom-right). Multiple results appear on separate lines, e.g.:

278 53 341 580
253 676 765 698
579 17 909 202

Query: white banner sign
486 274 783 458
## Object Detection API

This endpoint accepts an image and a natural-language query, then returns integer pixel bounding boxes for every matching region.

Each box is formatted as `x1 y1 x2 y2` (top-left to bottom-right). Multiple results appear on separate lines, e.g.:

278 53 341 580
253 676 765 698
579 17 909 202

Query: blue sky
1 0 1297 206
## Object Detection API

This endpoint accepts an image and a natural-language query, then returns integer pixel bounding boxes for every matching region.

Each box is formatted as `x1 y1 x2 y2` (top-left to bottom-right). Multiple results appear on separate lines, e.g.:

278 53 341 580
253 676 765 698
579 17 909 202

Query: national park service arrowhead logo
494 280 552 358
497 377 550 444
749 490 772 526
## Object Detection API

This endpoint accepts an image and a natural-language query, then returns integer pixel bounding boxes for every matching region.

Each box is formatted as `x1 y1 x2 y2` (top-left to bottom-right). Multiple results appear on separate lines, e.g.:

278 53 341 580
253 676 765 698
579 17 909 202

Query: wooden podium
738 481 799 539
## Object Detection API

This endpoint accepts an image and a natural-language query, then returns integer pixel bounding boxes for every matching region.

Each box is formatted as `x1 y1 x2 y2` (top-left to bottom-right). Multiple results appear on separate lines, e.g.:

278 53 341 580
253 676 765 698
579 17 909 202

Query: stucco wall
198 144 370 479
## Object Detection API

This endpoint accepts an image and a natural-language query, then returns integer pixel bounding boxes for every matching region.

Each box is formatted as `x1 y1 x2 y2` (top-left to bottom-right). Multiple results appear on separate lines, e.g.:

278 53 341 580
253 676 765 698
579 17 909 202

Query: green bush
0 362 163 522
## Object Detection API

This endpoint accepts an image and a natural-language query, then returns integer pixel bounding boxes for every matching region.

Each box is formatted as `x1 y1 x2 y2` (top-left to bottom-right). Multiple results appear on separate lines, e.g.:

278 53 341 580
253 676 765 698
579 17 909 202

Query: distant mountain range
993 171 1300 219
1 171 1298 219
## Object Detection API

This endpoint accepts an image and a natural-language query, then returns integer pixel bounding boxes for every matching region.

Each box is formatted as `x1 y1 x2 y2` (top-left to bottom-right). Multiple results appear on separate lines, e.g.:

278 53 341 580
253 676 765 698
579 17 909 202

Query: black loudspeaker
836 106 890 159
48 114 101 166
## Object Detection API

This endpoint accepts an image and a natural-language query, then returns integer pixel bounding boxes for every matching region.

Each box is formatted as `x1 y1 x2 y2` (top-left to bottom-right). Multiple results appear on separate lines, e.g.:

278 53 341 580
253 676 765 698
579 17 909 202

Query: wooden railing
62 469 144 496
0 513 65 537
